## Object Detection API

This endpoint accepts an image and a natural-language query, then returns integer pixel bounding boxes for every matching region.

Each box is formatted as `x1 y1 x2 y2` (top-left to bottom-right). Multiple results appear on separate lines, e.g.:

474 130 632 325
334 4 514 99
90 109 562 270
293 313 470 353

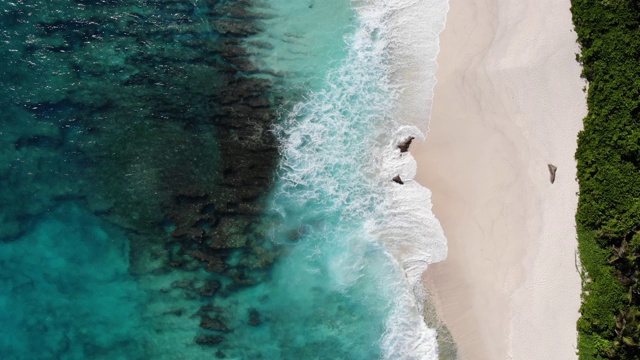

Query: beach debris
392 175 404 185
548 164 557 184
397 136 415 153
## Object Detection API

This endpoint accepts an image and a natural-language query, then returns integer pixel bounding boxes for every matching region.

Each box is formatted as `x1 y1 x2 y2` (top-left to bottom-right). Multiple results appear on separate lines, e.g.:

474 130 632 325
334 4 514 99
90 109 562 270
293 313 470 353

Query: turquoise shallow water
0 205 147 359
0 0 448 358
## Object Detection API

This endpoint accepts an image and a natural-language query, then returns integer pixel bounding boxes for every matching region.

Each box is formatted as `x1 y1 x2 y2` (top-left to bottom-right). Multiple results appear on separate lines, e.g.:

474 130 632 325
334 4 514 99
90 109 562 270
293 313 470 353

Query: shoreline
414 0 586 358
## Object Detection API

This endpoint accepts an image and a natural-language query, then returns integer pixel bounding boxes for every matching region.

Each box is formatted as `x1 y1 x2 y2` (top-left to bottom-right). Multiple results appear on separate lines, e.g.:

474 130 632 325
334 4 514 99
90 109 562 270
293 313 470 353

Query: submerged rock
195 335 225 346
211 19 260 37
248 308 262 326
199 315 231 333
225 57 258 73
197 279 222 297
392 175 404 185
190 250 228 273
210 216 250 249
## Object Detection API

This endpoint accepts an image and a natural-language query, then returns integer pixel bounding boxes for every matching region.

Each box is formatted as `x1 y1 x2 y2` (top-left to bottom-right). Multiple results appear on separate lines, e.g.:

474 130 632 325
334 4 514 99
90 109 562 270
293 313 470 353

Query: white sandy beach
414 0 586 359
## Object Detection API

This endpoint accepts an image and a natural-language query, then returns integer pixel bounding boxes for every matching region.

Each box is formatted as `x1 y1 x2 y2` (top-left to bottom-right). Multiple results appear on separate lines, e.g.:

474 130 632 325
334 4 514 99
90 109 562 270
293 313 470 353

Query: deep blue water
0 0 449 359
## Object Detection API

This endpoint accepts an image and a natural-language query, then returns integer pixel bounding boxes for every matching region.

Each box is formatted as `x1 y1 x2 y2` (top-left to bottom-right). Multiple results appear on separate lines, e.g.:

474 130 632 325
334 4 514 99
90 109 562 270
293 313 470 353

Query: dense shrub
572 0 640 358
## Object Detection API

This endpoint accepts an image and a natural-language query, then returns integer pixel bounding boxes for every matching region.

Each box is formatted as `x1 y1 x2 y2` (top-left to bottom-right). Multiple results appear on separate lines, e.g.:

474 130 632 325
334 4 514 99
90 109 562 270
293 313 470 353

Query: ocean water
0 0 448 359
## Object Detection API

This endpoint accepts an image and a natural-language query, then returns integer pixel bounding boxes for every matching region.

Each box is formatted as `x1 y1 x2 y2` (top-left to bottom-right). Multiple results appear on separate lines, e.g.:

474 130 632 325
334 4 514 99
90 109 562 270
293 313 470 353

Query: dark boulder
548 164 557 184
397 136 415 153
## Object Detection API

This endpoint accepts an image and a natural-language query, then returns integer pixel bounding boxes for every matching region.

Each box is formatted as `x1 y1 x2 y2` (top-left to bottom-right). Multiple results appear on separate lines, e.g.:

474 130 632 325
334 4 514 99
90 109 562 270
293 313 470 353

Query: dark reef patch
0 0 284 356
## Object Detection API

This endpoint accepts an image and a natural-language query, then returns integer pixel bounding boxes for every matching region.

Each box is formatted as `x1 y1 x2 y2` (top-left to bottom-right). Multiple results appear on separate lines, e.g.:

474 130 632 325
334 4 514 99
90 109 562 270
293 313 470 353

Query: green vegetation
571 0 640 358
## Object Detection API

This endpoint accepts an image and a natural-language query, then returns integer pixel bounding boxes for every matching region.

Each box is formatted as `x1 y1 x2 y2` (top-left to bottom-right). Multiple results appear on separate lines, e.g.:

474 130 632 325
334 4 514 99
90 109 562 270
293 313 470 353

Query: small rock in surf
397 137 415 153
392 175 404 185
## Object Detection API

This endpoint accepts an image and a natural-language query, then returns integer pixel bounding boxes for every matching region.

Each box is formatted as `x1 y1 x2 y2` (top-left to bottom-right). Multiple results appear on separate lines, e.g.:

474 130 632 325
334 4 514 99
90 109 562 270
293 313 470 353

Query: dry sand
414 0 586 359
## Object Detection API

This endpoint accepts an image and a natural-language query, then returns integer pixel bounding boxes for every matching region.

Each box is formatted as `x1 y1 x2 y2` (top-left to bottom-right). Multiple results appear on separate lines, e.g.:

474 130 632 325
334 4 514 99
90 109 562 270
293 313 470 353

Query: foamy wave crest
356 0 448 132
360 125 446 360
377 126 447 288
357 0 449 358
376 127 448 358
270 0 449 358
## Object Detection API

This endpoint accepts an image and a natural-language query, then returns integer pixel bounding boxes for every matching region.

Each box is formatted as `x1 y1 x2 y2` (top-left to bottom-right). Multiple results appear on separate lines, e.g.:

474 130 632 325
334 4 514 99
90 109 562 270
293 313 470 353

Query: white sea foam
359 0 449 358
269 0 449 358
356 0 449 132
375 127 448 359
